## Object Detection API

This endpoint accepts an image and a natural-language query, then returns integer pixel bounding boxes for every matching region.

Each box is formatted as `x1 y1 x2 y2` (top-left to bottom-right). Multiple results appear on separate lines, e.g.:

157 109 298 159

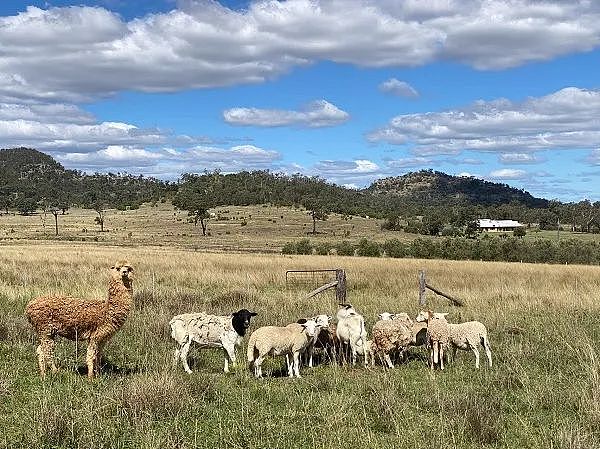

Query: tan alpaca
25 261 134 379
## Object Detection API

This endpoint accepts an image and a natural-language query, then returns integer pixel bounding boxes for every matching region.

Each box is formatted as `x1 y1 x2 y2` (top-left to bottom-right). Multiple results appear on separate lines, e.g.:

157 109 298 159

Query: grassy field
1 203 598 253
1 243 599 448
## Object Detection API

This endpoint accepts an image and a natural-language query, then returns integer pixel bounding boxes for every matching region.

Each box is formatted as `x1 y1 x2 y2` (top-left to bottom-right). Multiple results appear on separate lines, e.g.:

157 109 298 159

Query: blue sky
0 1 599 201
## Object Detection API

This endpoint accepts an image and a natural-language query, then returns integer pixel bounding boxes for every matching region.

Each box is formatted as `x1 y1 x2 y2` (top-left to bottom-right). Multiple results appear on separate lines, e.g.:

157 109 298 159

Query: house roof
477 219 523 228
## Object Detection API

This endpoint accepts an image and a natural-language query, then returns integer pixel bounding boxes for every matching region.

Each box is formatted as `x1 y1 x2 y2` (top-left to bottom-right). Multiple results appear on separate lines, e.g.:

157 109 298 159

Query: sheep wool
247 320 317 378
25 261 134 379
448 321 492 368
371 319 413 368
425 312 451 371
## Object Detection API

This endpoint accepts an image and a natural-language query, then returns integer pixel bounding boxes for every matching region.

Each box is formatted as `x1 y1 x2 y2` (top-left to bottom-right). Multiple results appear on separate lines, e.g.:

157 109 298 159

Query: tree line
1 148 599 236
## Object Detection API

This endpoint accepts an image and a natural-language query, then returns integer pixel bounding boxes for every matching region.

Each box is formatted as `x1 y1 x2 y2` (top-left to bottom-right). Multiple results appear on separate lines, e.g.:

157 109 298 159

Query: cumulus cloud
369 87 600 155
489 168 528 179
223 100 349 127
312 159 383 184
54 144 281 177
1 2 600 101
379 79 419 98
499 153 542 164
384 157 433 168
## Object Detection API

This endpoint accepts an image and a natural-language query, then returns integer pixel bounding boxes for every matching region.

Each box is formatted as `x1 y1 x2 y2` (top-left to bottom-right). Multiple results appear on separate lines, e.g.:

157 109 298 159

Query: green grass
1 245 600 448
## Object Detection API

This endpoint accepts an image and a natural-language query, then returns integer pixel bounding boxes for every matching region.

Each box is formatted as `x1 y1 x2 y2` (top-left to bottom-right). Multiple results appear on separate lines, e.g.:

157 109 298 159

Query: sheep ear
327 315 332 321
250 312 258 316
297 318 307 324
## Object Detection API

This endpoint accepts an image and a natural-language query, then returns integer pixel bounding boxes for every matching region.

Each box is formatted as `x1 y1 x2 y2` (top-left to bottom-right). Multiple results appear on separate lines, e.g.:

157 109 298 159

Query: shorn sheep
170 309 258 374
247 319 318 378
25 261 134 379
416 310 451 370
416 311 492 369
336 303 368 366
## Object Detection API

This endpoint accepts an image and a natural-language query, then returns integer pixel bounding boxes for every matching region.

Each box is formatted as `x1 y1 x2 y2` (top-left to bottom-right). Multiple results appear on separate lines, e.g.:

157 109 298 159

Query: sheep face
301 320 318 338
416 310 448 322
313 314 332 327
231 309 258 336
111 261 134 283
378 312 393 321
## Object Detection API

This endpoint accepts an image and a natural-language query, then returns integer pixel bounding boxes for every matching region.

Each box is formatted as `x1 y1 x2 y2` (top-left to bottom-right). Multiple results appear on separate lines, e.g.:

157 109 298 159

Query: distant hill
0 148 171 212
0 148 552 217
367 170 549 208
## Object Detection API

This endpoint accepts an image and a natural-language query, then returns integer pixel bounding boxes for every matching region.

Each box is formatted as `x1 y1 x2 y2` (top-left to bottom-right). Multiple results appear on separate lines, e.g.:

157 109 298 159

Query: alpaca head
111 261 134 285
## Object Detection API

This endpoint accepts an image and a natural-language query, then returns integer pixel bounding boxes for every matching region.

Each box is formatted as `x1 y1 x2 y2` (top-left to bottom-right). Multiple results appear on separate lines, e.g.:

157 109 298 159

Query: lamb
336 303 368 366
447 321 492 368
416 311 492 369
370 319 413 368
170 309 258 374
296 314 332 368
247 319 318 378
25 261 134 379
416 310 451 370
313 322 340 364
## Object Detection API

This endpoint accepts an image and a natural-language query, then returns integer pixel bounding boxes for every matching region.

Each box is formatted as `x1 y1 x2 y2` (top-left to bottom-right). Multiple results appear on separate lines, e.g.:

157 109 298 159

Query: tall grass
1 243 599 448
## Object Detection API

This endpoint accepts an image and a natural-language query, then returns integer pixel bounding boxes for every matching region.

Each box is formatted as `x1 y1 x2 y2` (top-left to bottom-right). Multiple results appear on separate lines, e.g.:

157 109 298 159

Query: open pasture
1 243 599 448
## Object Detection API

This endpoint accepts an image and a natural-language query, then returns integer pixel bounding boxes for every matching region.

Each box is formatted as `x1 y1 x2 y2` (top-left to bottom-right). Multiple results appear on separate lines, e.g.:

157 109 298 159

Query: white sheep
448 321 492 368
170 309 257 374
336 303 368 366
416 310 451 370
247 319 318 378
370 319 413 368
295 314 332 368
416 311 492 369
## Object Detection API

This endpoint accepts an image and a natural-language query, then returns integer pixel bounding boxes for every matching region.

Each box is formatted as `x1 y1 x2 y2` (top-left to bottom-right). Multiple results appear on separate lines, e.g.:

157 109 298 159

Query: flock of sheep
24 261 492 380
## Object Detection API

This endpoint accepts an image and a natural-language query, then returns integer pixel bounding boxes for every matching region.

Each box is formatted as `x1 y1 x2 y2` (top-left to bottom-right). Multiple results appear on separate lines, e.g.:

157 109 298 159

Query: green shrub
382 239 406 258
314 243 331 256
336 241 355 256
356 239 381 257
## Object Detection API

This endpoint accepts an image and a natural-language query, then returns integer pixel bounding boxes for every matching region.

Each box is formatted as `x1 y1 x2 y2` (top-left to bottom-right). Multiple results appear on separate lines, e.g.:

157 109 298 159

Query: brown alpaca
25 261 134 379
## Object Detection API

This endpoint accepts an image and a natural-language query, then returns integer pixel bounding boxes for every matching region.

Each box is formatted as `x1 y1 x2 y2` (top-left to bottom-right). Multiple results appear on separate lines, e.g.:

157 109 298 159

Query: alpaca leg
36 338 53 377
86 341 98 379
95 341 105 376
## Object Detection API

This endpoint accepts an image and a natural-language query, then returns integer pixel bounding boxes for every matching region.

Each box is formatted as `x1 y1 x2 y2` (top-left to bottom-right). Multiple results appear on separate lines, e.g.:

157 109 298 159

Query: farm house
477 219 524 232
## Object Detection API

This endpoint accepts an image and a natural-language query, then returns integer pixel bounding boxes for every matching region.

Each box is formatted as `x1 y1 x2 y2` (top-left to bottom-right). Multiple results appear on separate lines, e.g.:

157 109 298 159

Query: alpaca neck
106 278 134 315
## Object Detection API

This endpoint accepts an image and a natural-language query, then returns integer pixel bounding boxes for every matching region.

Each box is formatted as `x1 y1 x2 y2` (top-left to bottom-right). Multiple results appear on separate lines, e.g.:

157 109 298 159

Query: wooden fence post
336 269 346 303
418 270 427 306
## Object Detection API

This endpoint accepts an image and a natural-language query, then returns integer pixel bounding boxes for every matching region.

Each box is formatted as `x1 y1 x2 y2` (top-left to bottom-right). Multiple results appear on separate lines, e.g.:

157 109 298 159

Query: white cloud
1 2 600 101
489 168 528 179
369 87 600 155
223 100 349 127
384 157 432 168
499 153 542 164
53 143 282 177
379 79 419 98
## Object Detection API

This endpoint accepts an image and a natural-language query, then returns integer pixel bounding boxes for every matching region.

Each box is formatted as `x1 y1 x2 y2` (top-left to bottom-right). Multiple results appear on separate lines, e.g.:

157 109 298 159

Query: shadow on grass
73 358 145 377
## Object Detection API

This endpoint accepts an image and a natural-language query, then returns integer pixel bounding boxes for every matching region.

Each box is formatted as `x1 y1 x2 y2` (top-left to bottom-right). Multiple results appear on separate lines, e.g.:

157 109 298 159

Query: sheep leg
86 341 98 379
471 346 480 369
308 346 314 368
439 344 444 371
253 355 264 378
179 338 193 374
451 345 457 362
384 353 394 369
223 345 236 373
293 352 301 378
173 347 181 368
482 337 493 367
286 354 294 377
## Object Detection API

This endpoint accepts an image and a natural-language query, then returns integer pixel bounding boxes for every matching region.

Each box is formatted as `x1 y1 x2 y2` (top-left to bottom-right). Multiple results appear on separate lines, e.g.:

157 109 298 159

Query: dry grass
1 243 599 448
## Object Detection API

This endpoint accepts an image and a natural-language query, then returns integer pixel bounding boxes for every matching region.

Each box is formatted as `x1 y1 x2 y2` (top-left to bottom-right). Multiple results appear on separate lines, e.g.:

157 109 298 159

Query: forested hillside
1 148 599 234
